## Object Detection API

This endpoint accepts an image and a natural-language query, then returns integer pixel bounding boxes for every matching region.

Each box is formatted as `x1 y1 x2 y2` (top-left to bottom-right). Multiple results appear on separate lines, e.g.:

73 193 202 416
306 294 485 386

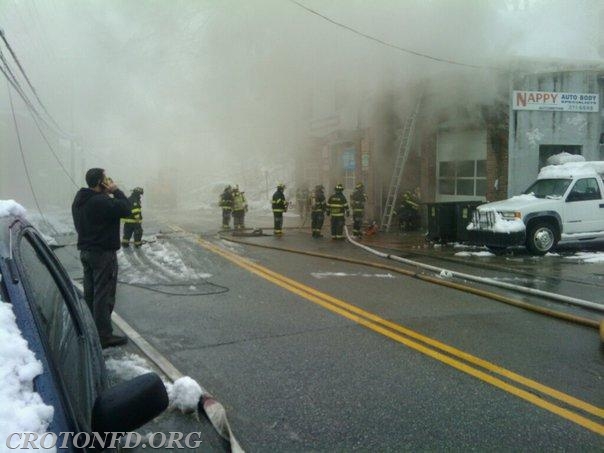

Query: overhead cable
0 28 69 136
7 80 58 234
289 0 503 71
1 53 78 188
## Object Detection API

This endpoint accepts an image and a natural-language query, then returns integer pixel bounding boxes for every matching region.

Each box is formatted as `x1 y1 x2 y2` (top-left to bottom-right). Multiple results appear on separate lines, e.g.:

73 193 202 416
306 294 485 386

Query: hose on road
216 230 600 330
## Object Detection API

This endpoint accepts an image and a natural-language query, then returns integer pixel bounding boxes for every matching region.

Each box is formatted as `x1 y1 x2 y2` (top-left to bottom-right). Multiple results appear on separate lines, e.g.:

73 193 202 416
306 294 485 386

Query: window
524 178 572 199
566 178 602 202
18 233 92 429
438 160 486 197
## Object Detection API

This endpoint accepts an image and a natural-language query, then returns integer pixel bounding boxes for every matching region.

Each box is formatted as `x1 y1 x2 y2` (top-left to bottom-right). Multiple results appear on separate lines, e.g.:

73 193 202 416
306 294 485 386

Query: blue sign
342 148 356 170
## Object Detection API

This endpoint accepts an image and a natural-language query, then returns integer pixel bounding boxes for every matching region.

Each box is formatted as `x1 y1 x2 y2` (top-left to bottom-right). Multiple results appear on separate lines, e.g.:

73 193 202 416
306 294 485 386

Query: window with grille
438 160 486 196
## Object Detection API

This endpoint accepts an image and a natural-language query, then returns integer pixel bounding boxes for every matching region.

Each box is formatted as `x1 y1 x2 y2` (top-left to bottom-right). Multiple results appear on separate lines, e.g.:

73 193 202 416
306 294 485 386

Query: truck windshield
524 179 572 198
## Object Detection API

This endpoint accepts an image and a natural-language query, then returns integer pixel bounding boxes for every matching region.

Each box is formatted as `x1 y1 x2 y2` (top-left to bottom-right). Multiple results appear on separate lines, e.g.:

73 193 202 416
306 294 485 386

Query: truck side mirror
91 372 168 434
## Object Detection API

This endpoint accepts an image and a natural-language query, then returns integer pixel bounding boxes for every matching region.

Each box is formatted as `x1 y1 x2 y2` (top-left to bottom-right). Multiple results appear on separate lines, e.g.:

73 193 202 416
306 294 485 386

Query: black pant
273 212 283 233
233 210 245 229
311 211 324 236
330 216 345 239
222 209 232 228
80 250 118 341
352 211 363 236
122 222 143 247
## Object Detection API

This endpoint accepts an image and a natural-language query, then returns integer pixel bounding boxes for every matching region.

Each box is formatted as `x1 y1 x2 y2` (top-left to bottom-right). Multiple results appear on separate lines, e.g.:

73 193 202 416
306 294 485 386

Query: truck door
563 178 604 233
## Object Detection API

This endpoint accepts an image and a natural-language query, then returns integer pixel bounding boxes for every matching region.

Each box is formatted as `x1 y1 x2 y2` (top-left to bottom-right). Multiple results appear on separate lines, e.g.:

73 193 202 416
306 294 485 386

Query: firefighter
121 187 144 248
219 185 234 229
398 187 421 232
232 186 247 230
272 183 288 235
309 184 326 238
326 183 349 240
350 182 367 238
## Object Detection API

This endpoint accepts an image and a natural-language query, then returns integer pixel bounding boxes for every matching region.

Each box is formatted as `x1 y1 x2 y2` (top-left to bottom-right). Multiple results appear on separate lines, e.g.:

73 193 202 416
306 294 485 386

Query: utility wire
289 0 503 71
0 49 48 127
0 50 78 188
7 80 58 234
0 28 69 136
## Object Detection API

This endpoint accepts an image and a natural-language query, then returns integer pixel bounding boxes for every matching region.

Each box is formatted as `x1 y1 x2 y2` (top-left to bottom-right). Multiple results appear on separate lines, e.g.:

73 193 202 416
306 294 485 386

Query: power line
0 28 69 136
0 47 68 146
0 51 78 188
289 0 503 71
7 80 58 234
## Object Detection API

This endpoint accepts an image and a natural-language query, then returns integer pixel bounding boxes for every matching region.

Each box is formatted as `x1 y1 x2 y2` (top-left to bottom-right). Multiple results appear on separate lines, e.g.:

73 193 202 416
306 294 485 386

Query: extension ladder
380 97 422 232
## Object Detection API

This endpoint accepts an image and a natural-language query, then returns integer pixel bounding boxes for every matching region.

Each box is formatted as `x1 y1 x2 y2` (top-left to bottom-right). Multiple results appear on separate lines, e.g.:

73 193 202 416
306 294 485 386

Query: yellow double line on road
189 232 603 435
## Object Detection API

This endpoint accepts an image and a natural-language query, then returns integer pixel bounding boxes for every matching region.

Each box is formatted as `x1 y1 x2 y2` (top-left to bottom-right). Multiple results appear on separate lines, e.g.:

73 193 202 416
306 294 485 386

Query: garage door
436 129 487 202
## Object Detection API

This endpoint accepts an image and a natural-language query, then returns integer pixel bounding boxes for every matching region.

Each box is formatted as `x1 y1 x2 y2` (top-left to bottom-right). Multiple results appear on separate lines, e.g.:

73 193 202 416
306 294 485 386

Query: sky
0 0 601 213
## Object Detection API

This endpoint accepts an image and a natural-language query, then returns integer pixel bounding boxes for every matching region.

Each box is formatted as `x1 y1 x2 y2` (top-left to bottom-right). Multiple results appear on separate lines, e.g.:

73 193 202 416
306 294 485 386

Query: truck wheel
526 221 557 255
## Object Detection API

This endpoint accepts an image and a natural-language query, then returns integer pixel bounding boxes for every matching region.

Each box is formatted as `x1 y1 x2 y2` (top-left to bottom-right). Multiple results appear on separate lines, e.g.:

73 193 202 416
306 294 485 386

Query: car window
17 232 94 431
566 178 601 202
524 178 572 198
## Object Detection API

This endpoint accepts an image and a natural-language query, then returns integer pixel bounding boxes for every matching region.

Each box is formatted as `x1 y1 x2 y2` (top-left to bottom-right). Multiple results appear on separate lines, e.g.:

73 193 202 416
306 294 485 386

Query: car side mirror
91 373 168 434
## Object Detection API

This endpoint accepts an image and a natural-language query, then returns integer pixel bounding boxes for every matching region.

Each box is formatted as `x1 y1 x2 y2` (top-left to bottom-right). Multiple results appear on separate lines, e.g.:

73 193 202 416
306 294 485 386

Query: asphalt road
56 209 603 451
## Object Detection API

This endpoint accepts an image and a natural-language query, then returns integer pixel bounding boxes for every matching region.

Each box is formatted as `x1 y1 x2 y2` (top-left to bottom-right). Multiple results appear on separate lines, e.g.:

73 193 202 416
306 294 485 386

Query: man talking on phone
72 168 132 348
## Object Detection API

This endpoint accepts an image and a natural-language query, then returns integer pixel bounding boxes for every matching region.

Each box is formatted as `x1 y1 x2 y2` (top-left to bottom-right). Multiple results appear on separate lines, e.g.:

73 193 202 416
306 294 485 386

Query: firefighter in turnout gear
122 187 144 247
272 183 288 235
309 185 326 238
232 186 247 230
219 185 234 229
350 182 367 238
326 183 349 240
398 187 421 232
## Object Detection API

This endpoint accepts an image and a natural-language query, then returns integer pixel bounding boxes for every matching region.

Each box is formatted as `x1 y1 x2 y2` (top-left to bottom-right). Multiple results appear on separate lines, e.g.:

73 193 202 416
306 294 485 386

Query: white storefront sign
512 90 599 112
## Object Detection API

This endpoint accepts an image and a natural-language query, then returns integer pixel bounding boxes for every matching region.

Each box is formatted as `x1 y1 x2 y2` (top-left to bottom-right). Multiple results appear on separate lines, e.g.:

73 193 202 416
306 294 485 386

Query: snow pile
105 350 203 413
508 194 537 202
0 297 54 448
118 241 211 284
166 377 203 413
538 161 604 179
454 251 495 257
145 242 210 280
104 351 153 381
564 252 604 264
0 199 27 218
546 152 585 166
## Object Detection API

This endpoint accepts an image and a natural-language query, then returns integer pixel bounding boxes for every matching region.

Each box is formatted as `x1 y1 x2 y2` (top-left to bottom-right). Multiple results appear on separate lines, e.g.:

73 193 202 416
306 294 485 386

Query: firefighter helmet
277 182 285 190
355 182 364 189
132 187 144 195
335 183 344 192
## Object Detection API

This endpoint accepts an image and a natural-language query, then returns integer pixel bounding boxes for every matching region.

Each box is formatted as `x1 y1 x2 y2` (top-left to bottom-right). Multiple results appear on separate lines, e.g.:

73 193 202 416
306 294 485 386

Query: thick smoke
0 0 600 213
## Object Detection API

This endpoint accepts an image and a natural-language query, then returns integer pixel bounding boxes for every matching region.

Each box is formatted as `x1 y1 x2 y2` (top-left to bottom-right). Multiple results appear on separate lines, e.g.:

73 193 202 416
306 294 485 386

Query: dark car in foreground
0 214 168 451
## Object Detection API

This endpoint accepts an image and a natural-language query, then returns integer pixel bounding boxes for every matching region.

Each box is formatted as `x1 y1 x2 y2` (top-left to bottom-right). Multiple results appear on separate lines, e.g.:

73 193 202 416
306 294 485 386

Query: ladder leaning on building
380 96 422 232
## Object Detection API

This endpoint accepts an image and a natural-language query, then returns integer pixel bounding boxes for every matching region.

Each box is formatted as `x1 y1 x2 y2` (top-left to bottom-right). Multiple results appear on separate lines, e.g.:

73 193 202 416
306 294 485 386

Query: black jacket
72 188 132 251
272 189 287 212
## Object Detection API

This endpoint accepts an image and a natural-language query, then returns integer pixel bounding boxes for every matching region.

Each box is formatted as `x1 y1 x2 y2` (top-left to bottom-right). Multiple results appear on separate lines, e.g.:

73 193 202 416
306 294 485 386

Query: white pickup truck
468 161 604 255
